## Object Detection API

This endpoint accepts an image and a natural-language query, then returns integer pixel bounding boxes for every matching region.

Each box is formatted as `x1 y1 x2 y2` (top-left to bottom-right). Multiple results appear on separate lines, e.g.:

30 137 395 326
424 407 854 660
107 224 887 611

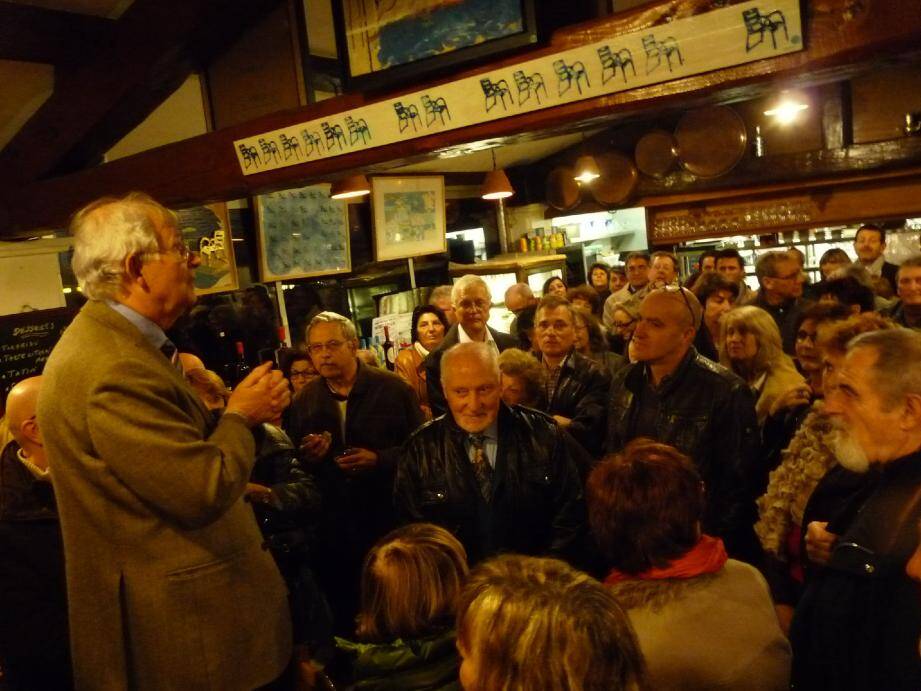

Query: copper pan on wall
674 106 748 178
546 166 581 211
591 152 638 206
634 130 678 179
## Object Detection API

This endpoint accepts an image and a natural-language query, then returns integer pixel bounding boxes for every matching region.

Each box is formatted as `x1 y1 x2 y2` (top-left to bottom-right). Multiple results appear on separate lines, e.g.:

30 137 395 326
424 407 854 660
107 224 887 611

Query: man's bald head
6 376 44 461
504 283 536 314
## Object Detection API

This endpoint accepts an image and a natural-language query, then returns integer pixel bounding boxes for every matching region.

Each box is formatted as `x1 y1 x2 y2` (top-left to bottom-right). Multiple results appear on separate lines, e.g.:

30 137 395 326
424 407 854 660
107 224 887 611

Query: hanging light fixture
330 174 371 199
573 131 601 184
481 149 514 200
763 91 809 125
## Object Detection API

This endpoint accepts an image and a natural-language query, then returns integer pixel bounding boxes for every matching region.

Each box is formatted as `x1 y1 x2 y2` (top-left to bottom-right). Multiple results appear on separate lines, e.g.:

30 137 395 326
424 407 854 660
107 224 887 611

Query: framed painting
254 184 352 281
372 176 446 262
332 0 538 90
176 203 239 295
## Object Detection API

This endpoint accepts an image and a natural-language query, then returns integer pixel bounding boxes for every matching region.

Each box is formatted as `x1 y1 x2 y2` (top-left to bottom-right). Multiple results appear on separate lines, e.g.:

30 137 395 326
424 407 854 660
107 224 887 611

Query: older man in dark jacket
791 329 921 690
605 287 761 563
533 294 610 457
288 311 424 632
396 342 585 565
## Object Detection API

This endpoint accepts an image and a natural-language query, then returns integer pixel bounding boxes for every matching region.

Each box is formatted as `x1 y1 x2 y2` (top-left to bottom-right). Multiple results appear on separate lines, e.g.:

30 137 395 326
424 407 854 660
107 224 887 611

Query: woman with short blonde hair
456 554 645 691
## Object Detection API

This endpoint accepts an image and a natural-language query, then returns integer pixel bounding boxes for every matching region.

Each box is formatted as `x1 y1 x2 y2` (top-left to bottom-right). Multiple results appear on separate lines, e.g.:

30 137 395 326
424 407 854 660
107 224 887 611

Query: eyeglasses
307 340 346 354
457 298 490 311
774 270 803 282
147 242 194 261
289 369 315 379
660 285 698 326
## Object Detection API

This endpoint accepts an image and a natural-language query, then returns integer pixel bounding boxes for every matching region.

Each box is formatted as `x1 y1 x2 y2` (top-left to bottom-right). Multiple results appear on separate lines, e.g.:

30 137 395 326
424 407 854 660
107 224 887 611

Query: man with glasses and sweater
605 287 762 564
288 311 423 632
751 251 809 354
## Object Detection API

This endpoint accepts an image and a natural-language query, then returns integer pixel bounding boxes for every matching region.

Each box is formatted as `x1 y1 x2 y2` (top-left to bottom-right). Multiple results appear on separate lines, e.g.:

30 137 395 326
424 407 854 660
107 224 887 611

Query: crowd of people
1 194 920 691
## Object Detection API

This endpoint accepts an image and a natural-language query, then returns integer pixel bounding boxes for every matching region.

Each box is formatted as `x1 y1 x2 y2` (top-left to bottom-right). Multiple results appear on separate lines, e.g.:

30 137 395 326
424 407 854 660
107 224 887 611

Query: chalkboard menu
1 307 76 406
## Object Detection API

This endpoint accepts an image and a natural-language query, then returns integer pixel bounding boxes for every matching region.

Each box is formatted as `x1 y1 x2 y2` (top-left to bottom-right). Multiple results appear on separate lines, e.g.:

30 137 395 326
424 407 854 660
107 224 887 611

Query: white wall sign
234 0 802 175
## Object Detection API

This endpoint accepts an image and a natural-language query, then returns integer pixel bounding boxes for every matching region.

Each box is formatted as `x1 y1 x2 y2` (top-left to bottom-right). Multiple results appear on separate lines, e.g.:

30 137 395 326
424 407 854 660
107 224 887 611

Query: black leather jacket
605 348 761 561
538 351 610 457
395 404 586 565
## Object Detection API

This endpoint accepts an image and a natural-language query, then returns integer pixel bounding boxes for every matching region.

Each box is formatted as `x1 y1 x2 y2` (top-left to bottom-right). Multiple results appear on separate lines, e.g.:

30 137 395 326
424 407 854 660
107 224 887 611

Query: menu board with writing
1 308 76 406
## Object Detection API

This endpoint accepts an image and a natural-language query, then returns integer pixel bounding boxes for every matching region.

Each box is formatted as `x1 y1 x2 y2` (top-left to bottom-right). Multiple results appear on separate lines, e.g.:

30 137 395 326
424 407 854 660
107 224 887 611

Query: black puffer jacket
395 405 586 565
538 350 610 457
605 348 762 562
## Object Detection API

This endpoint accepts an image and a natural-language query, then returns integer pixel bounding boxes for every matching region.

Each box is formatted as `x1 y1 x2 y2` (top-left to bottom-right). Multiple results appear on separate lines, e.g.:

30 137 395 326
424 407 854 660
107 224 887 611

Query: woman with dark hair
542 275 567 298
573 308 625 377
587 262 611 303
566 284 601 316
394 304 449 419
588 439 790 691
278 346 318 396
692 273 739 362
330 523 469 690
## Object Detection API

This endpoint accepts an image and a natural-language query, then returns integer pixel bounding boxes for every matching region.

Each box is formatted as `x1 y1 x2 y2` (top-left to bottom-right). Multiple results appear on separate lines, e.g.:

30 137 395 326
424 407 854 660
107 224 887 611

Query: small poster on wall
372 176 446 262
254 184 351 282
176 203 239 295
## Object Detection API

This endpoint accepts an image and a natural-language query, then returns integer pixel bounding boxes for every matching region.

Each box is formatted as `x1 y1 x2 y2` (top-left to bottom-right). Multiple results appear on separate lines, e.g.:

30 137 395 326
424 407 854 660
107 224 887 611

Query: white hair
451 274 491 306
306 311 358 342
441 342 500 383
850 328 921 408
70 192 177 301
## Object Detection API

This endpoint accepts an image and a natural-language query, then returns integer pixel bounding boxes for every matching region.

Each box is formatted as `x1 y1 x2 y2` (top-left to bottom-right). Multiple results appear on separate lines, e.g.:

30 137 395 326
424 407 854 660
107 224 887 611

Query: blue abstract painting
346 0 526 77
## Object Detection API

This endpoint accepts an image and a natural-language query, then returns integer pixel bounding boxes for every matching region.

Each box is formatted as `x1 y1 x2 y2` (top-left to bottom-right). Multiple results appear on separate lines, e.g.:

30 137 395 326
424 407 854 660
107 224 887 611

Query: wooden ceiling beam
0 0 286 186
0 1 114 65
2 0 921 237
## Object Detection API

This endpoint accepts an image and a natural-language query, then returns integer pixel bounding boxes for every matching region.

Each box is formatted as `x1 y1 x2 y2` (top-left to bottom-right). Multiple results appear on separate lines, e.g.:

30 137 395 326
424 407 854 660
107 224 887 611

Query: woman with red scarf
587 438 791 691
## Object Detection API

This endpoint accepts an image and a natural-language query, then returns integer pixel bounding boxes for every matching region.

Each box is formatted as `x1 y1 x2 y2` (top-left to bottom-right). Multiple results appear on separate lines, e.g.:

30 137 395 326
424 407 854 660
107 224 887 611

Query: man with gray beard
791 329 921 690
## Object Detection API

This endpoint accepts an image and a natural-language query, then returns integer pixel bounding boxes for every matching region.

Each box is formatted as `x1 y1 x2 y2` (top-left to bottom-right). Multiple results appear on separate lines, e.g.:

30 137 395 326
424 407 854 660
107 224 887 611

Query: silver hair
451 274 491 306
70 192 178 301
306 311 358 343
849 328 921 409
429 285 453 304
440 342 500 383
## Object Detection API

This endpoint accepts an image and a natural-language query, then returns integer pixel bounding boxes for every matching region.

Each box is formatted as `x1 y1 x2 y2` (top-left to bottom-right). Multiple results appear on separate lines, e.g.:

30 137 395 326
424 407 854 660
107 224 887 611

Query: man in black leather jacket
605 287 762 563
533 295 610 457
396 342 586 565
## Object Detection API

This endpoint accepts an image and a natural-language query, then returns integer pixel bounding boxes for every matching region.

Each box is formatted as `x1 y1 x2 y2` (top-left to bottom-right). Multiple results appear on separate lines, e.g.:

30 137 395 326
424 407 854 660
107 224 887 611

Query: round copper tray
591 152 638 206
675 106 748 178
634 130 678 178
546 166 581 211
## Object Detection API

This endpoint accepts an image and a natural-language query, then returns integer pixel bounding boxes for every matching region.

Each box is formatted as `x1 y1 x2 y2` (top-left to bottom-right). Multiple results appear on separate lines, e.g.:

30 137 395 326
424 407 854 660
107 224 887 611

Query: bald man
605 288 762 564
0 377 72 690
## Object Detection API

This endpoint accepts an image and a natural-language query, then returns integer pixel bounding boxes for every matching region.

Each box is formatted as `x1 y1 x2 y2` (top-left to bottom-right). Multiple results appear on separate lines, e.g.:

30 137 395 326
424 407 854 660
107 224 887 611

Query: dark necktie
160 340 182 373
468 433 492 502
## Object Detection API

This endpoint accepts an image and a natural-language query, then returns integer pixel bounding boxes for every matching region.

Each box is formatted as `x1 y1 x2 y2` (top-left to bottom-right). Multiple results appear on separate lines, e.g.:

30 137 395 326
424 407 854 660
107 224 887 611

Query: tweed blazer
38 301 291 691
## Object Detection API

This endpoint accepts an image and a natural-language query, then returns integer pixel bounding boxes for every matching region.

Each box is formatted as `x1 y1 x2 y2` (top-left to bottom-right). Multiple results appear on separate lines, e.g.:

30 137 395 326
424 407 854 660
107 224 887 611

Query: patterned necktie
468 433 492 502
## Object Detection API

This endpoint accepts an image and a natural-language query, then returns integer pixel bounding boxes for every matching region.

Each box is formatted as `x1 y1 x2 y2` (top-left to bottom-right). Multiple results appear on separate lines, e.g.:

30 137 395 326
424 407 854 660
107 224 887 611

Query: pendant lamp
573 132 600 184
330 174 371 199
481 149 514 200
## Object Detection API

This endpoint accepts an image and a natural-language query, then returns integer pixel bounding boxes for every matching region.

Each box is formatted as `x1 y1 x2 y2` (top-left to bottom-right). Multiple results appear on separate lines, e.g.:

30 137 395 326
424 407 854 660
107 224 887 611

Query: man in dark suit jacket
426 275 517 416
38 193 292 691
288 311 423 632
854 224 899 294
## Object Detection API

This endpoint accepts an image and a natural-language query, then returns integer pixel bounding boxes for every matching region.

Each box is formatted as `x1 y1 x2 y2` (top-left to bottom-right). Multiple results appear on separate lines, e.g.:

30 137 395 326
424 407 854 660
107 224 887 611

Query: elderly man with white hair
425 275 517 416
396 342 585 565
38 192 293 690
791 328 921 690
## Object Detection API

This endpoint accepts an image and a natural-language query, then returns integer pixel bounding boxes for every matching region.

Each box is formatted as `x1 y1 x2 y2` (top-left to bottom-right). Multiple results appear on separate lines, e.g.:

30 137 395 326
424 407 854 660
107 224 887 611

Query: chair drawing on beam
743 8 788 52
553 59 590 97
513 70 547 106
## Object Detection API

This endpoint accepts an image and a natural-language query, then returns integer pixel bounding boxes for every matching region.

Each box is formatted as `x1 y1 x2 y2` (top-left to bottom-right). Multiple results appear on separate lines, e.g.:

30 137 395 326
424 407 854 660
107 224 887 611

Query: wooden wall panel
852 65 921 144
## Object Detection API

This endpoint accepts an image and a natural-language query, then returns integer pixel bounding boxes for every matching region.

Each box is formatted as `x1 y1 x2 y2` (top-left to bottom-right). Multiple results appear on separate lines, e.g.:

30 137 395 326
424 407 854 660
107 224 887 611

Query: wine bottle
383 326 395 371
231 341 251 388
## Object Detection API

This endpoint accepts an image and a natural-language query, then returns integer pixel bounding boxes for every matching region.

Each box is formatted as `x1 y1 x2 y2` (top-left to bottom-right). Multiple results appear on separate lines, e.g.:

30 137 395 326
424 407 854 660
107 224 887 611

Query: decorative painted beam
2 0 921 237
